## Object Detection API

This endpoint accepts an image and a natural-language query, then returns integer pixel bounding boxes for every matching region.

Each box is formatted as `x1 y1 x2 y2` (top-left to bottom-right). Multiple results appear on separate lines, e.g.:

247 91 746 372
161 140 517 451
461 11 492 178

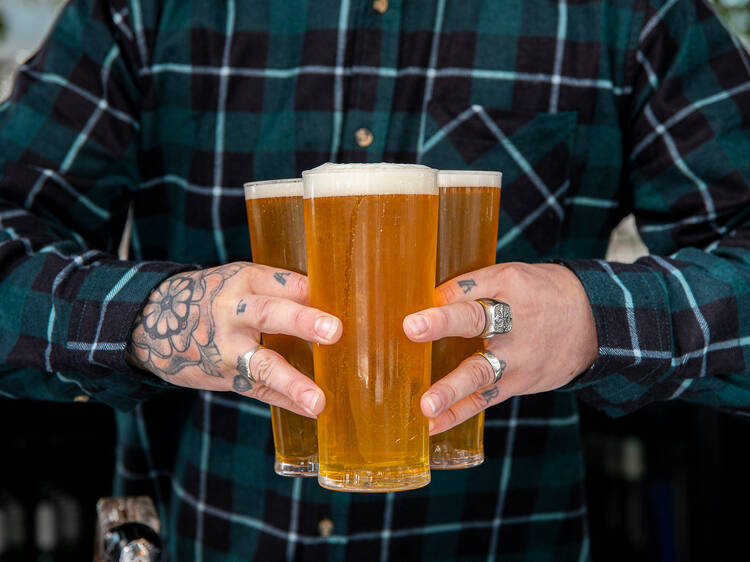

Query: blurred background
1 0 749 560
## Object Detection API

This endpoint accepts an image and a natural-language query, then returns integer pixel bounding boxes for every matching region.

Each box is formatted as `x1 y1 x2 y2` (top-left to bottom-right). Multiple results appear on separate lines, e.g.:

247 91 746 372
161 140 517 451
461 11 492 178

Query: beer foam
244 178 303 200
437 170 502 188
302 163 438 198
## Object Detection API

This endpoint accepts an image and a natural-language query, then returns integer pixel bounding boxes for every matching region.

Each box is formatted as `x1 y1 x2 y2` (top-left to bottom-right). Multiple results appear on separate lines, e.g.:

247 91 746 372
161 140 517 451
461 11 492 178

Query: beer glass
244 178 318 477
303 163 439 492
430 170 502 469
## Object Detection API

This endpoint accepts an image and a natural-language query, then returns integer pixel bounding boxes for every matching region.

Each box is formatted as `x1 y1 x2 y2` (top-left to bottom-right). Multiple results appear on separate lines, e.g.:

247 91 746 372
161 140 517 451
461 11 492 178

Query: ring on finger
239 344 264 383
475 298 512 338
475 350 505 385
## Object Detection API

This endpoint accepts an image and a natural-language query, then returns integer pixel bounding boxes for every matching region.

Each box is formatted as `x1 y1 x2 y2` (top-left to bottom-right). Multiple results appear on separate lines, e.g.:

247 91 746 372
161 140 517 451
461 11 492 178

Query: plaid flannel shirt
2 0 750 560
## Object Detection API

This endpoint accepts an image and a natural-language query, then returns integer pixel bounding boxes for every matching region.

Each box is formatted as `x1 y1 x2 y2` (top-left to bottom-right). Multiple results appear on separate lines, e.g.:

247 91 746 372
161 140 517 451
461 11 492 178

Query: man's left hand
403 263 598 435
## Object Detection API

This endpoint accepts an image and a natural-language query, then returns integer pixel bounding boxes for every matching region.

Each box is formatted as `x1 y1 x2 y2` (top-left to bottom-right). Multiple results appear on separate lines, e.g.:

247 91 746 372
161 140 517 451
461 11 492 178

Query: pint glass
430 170 502 469
244 178 318 477
303 163 439 492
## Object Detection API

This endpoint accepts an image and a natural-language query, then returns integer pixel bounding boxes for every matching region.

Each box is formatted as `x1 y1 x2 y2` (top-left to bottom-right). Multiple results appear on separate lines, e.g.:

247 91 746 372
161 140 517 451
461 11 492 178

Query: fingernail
405 314 429 337
314 316 339 342
302 389 321 415
424 393 441 415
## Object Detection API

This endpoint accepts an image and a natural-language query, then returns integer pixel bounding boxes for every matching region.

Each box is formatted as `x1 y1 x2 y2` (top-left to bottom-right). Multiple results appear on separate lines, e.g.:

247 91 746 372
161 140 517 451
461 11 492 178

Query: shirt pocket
420 102 578 261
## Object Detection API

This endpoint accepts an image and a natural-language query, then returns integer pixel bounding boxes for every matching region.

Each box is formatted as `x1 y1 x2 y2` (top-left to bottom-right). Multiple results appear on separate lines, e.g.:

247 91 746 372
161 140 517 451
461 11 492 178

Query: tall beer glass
303 163 439 492
430 170 502 469
244 178 318 477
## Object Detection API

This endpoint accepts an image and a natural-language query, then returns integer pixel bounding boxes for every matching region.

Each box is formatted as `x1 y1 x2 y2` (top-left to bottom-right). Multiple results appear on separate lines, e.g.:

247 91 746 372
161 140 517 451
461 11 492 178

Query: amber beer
430 170 502 469
244 178 318 477
303 163 439 492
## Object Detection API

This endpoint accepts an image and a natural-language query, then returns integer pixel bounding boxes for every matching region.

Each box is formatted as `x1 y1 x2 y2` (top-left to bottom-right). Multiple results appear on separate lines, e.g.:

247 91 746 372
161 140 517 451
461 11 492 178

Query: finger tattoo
237 299 246 315
233 355 253 392
458 279 477 294
236 355 250 379
481 386 499 404
233 375 253 392
274 272 291 286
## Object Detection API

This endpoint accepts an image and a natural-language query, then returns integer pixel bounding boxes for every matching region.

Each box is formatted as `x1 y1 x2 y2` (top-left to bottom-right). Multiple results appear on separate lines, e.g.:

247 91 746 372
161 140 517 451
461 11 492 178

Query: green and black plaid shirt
2 0 750 559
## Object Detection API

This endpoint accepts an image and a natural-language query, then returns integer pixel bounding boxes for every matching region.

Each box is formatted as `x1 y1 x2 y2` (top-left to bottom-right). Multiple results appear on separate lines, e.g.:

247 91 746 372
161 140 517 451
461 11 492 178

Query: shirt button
318 518 334 537
355 128 374 148
74 395 90 403
373 0 388 14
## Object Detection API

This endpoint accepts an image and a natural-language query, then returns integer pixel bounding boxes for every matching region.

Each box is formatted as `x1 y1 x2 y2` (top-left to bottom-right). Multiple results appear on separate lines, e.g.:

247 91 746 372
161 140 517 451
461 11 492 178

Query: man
2 0 750 559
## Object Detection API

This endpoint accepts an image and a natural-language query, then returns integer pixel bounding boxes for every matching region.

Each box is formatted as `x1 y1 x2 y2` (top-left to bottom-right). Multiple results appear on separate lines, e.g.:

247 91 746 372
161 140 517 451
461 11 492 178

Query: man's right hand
126 262 341 417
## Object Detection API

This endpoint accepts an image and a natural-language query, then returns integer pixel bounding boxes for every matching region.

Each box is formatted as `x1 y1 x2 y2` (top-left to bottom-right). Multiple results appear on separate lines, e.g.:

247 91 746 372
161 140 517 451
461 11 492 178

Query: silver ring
238 344 264 382
475 298 512 338
475 350 506 385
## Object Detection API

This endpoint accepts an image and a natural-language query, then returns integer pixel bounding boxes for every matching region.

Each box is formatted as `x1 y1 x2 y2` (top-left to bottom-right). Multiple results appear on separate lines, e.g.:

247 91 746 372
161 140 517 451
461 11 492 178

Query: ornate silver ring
475 298 512 338
475 350 505 385
239 344 264 383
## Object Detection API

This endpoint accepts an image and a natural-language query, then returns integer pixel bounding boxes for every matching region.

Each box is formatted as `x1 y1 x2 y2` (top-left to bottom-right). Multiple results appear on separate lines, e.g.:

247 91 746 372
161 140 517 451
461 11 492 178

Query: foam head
437 170 502 188
244 178 303 200
302 163 438 198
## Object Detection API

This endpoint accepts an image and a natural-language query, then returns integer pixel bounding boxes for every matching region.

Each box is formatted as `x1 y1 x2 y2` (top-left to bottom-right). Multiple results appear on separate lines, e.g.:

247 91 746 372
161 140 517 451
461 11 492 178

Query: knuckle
467 359 493 389
293 306 311 333
442 407 459 428
252 352 276 385
433 307 451 334
502 262 529 287
291 273 308 303
435 381 458 408
286 377 309 404
467 302 486 335
251 296 276 328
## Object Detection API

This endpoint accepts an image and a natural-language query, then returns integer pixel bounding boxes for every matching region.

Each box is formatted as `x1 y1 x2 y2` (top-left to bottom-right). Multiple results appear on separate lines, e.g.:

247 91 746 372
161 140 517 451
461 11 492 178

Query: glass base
318 465 431 492
275 458 319 477
430 451 484 470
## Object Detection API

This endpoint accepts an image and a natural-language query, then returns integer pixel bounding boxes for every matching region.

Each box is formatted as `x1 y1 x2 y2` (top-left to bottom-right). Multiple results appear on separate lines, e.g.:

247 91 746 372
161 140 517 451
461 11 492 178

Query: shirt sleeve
559 0 750 418
0 0 194 410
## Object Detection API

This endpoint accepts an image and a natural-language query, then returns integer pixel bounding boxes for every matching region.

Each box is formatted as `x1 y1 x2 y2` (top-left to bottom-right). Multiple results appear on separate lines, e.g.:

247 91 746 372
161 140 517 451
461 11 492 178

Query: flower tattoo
142 277 197 340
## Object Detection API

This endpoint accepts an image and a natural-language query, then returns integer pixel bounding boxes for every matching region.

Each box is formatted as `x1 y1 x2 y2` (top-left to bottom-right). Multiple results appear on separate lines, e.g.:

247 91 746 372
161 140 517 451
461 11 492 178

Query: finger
434 262 535 306
232 383 315 418
428 382 511 436
434 264 501 305
241 294 342 344
420 353 505 417
246 263 310 304
404 301 486 342
246 347 326 416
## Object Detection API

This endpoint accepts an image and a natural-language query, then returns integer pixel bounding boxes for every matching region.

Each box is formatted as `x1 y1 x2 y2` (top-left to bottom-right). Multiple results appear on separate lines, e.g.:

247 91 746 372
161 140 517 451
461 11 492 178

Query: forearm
559 238 750 416
0 205 195 409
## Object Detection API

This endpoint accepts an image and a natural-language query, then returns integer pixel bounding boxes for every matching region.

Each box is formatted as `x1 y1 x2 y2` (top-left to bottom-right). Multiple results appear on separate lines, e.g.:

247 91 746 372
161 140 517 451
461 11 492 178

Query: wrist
545 263 599 375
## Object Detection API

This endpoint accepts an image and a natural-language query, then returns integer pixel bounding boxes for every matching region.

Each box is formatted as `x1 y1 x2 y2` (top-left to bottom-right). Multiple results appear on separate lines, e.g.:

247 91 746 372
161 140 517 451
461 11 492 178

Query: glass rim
244 178 302 199
302 162 435 176
302 163 438 198
437 170 502 188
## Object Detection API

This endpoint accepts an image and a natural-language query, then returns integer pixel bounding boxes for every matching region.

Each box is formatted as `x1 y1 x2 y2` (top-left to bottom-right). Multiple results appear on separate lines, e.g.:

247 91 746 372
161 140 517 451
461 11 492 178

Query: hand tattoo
127 264 243 378
274 272 291 286
458 279 477 294
233 355 254 391
237 299 246 315
233 375 253 392
481 386 499 404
